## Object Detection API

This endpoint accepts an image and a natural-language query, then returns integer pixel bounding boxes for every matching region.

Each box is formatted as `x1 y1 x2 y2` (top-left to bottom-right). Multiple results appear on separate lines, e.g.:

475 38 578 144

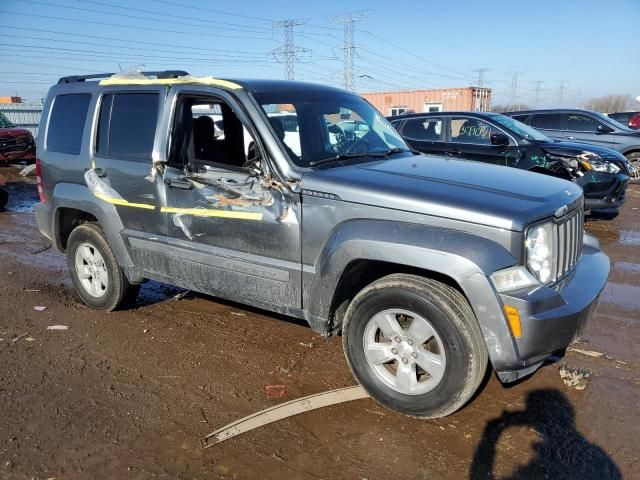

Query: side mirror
597 124 614 134
491 132 510 146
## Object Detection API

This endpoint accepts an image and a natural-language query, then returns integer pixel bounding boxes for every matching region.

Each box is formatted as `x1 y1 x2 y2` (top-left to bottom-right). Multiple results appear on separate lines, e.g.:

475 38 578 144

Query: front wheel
66 223 139 311
342 274 488 418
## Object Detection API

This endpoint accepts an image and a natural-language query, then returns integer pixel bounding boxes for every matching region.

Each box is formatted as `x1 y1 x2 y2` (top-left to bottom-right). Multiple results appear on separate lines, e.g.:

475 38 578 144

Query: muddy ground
0 166 638 480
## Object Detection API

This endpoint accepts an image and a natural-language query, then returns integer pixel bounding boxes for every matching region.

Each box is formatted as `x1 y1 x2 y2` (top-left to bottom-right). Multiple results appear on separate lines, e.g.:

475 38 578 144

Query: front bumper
580 172 629 212
495 234 609 382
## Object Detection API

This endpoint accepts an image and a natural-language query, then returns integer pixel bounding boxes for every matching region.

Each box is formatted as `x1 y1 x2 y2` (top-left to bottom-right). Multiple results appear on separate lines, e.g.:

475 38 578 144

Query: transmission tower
557 81 565 106
534 80 544 107
472 68 488 88
272 18 308 80
334 11 367 91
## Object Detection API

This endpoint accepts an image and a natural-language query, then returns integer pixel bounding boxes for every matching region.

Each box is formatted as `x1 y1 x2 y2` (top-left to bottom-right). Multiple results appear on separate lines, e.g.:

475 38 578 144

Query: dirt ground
0 166 638 480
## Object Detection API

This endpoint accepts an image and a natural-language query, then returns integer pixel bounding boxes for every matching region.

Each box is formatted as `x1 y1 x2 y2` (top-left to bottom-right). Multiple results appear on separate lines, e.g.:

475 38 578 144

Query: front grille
555 208 584 281
0 136 33 155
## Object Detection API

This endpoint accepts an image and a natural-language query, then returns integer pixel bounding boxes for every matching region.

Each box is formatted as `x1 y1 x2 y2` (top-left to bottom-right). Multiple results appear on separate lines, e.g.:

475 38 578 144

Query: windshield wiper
382 147 421 155
309 151 388 167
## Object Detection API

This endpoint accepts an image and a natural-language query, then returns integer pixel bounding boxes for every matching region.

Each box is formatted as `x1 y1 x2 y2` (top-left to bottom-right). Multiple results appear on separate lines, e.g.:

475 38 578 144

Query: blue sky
1 0 639 107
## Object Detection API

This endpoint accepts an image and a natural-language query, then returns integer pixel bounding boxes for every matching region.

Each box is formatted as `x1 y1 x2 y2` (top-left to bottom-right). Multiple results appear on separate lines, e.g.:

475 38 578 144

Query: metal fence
0 103 43 139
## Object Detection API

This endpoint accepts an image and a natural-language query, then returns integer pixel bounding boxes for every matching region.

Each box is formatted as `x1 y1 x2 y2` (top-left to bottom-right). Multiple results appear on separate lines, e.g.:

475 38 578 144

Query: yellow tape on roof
98 76 242 90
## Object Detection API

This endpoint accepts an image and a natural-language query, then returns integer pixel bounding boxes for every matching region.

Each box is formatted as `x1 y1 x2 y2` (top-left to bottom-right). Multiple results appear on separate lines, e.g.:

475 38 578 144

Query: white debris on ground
46 325 68 331
559 364 592 390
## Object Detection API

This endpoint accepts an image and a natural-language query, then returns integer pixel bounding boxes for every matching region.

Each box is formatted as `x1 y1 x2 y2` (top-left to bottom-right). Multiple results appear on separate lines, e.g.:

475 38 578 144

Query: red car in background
608 111 640 130
0 112 36 164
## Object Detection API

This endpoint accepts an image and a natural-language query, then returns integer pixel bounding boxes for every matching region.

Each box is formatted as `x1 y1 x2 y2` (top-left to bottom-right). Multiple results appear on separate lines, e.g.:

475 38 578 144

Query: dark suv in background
506 109 640 181
388 111 630 214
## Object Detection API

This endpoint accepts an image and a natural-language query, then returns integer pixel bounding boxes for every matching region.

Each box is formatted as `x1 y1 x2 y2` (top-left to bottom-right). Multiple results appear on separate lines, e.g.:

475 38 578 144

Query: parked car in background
607 111 640 130
34 70 610 418
0 112 36 164
505 109 640 181
388 111 630 214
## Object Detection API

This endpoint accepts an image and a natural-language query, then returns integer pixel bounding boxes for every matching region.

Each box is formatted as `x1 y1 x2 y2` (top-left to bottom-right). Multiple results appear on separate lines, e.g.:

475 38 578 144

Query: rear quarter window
46 93 92 155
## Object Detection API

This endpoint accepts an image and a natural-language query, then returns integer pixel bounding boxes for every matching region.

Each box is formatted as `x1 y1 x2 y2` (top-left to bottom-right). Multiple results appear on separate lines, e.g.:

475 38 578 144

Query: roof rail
57 70 190 84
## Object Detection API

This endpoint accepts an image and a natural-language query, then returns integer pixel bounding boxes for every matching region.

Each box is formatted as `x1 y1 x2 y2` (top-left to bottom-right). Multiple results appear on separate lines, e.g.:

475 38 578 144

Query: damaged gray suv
35 71 609 418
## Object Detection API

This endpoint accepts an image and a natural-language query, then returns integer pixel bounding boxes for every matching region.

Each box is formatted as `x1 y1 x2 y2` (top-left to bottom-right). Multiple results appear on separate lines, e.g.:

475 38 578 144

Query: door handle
164 177 193 190
85 167 106 177
565 136 576 140
445 149 461 156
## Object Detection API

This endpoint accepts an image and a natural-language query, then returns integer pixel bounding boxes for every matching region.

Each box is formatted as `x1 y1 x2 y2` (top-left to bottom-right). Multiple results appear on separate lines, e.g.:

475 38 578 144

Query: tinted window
97 93 158 160
566 113 602 133
530 113 564 130
402 117 444 142
47 93 91 154
450 117 499 145
511 114 530 124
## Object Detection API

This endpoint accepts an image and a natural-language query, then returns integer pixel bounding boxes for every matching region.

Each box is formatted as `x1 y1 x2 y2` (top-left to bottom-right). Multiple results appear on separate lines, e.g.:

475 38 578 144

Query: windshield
0 112 15 128
253 90 409 168
490 114 552 142
591 111 634 132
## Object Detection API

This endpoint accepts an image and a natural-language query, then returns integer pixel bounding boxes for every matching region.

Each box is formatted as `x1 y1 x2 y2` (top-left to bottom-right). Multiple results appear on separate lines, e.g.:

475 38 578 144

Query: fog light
504 305 522 338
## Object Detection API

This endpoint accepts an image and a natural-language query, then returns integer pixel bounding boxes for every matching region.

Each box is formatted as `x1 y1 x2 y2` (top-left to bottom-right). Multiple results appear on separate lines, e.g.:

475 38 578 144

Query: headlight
581 157 621 174
491 266 539 293
526 222 557 284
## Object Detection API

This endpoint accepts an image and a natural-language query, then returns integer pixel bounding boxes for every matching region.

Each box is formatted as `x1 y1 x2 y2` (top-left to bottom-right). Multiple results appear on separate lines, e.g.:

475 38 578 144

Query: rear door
397 116 448 155
446 115 520 166
89 87 168 238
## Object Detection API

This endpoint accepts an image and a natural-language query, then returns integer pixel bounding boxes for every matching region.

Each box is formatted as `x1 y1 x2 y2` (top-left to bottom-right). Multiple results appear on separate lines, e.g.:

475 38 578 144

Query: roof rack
57 70 190 84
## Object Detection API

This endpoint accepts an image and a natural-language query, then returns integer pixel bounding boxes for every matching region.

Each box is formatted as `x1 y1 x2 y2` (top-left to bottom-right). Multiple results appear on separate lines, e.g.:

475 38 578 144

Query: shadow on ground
469 388 621 480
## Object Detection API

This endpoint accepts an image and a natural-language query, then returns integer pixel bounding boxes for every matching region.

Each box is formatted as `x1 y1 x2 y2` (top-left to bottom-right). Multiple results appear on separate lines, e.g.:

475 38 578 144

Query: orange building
0 96 23 104
361 87 491 116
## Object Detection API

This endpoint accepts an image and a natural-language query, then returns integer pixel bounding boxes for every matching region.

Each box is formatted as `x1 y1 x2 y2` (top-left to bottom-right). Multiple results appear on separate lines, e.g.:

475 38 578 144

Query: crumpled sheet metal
84 169 155 210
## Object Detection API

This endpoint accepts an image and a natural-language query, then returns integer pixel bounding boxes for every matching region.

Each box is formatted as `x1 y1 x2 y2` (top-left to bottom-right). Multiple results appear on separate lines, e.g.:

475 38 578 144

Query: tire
626 152 640 183
342 274 488 418
0 187 7 210
66 223 139 311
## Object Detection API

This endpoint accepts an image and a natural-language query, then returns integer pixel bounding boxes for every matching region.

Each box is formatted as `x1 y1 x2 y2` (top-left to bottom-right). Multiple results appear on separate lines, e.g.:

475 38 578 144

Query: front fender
304 219 521 370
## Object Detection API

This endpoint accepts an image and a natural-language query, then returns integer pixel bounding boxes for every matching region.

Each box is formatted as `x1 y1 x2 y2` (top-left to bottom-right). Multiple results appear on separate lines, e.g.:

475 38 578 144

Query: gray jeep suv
35 71 609 418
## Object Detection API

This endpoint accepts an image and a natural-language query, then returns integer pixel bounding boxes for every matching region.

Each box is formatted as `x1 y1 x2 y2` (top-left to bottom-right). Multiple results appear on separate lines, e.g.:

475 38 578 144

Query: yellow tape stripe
161 207 263 220
94 192 155 210
99 76 242 90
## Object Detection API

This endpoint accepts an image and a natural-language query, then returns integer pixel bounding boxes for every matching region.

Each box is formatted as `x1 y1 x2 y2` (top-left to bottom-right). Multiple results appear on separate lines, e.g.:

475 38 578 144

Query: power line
148 0 273 23
0 10 276 42
271 19 309 80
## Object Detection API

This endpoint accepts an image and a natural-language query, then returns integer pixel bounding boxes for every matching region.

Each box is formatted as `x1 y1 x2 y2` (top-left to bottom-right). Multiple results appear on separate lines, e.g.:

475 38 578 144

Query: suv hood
0 127 32 138
302 154 583 231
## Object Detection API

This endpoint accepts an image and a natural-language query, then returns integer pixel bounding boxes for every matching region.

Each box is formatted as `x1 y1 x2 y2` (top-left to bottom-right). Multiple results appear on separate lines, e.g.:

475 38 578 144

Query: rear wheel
67 223 139 311
342 274 487 418
627 152 640 183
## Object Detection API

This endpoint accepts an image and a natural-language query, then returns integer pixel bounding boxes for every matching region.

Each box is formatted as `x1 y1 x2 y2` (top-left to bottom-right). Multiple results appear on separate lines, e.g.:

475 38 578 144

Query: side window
47 93 91 154
171 97 258 170
449 117 498 145
530 113 564 130
401 117 444 142
566 113 602 133
511 114 530 124
96 92 159 160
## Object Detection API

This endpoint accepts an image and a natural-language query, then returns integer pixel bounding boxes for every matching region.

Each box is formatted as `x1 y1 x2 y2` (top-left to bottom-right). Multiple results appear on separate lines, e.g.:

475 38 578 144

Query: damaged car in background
388 111 631 215
34 70 609 418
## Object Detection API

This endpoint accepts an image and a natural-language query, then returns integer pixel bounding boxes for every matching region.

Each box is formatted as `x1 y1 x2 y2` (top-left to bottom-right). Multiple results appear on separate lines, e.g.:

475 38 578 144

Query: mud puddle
601 282 640 311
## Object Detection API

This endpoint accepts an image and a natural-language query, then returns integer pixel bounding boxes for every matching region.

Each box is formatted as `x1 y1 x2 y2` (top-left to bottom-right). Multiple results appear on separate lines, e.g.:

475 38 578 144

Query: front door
564 112 614 147
156 89 302 310
447 116 520 167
